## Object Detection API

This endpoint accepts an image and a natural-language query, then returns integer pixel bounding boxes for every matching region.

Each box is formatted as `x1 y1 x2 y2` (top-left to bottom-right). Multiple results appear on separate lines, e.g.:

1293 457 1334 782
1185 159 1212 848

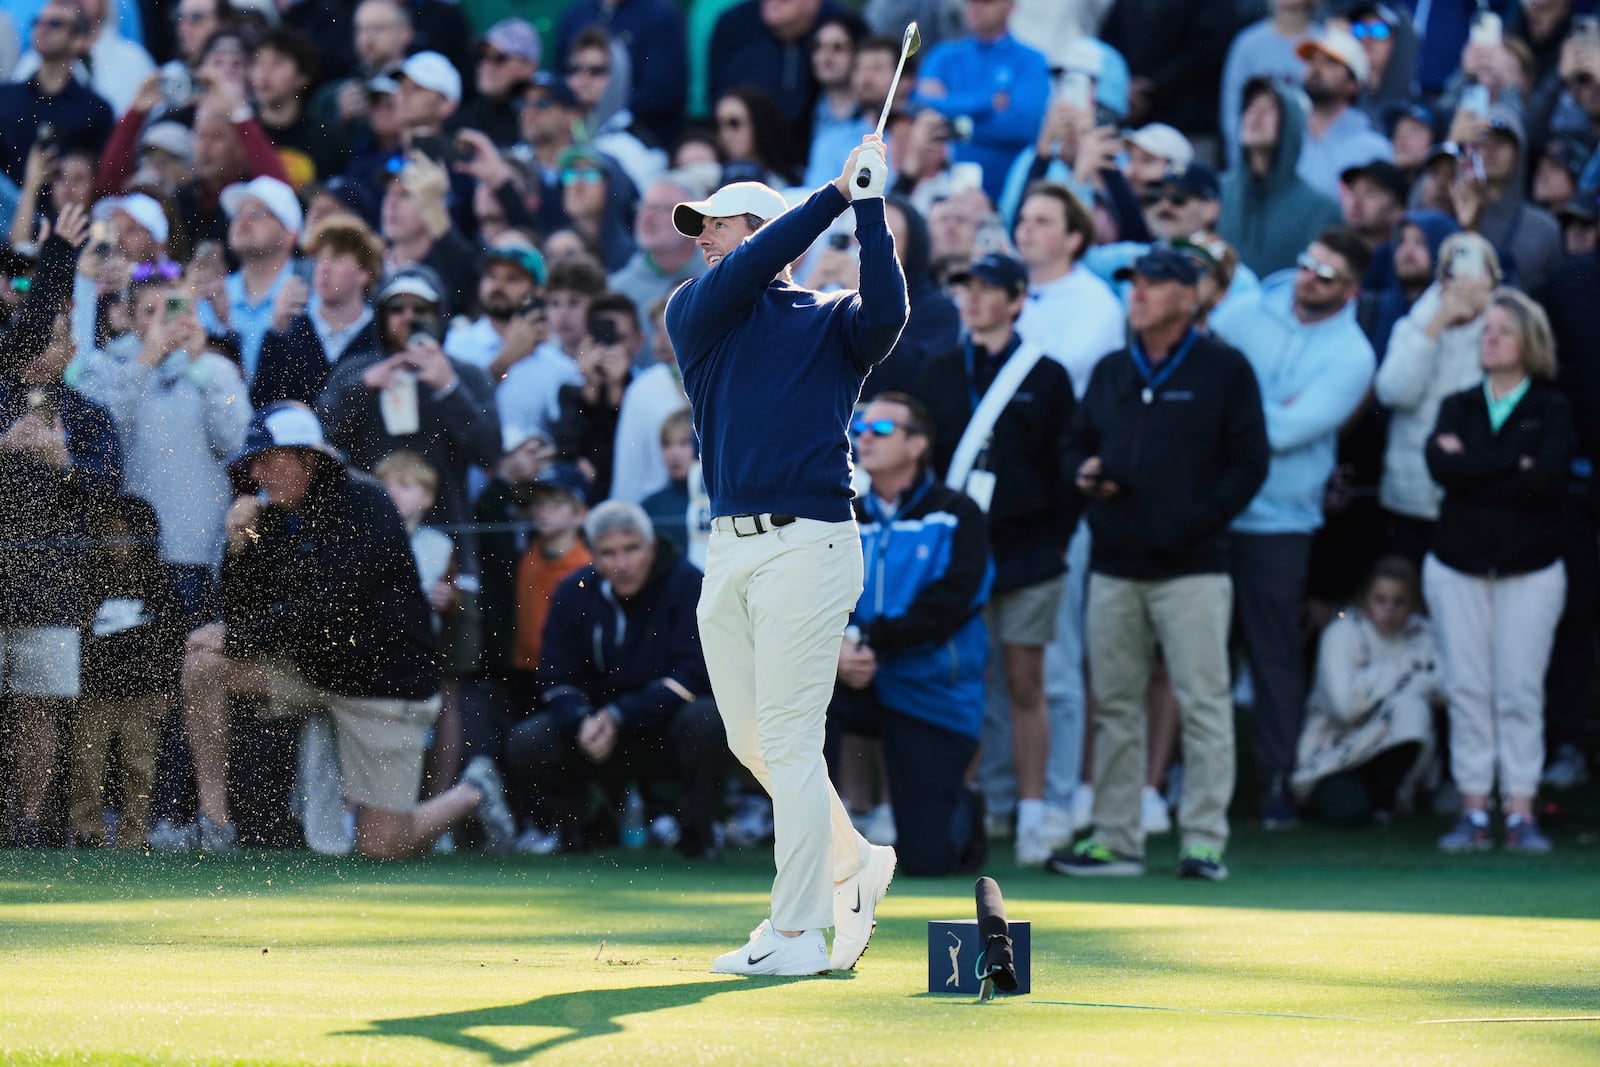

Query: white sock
1016 799 1046 835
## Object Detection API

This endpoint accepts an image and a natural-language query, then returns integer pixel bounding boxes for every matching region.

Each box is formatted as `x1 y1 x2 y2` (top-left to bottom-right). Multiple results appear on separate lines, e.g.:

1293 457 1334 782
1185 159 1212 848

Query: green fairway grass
3 818 1599 1066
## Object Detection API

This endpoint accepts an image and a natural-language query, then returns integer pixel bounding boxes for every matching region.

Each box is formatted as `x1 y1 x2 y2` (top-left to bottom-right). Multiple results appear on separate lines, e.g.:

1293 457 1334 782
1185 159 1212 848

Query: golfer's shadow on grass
338 977 799 1063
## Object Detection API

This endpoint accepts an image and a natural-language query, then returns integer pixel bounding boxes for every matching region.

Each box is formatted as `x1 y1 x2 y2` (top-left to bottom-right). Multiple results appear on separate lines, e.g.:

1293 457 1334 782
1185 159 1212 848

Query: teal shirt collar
1483 376 1530 433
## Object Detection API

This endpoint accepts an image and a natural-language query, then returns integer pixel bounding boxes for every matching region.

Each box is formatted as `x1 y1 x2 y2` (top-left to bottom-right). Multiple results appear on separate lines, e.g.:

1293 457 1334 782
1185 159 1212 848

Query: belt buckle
731 513 765 537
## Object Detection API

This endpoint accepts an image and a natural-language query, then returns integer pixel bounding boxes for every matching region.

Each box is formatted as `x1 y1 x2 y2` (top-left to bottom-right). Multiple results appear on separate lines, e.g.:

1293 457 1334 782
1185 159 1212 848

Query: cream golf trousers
699 515 870 932
1422 555 1566 799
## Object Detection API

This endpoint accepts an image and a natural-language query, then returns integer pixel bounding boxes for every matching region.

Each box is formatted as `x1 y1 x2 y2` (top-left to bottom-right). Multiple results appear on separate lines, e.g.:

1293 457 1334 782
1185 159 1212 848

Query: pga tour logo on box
927 919 1031 995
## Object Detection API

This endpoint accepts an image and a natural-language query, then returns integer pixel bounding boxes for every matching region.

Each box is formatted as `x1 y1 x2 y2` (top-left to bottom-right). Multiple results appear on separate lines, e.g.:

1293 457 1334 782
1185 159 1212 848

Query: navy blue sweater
665 185 908 521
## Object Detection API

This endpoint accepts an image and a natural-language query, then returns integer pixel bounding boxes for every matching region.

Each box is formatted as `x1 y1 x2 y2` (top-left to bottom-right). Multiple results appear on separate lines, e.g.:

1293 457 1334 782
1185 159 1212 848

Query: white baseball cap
672 181 790 237
139 120 194 162
399 51 463 105
1055 38 1102 78
1124 123 1195 171
92 193 169 245
221 175 304 235
1297 27 1371 86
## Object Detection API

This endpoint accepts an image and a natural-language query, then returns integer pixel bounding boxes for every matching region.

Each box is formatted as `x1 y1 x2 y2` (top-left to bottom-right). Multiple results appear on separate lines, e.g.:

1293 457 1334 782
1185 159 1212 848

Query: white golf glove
851 148 887 200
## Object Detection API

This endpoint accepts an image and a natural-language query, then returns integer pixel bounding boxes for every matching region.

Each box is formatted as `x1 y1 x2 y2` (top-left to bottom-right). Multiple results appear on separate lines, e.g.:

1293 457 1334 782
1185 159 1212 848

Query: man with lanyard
912 252 1079 866
1052 248 1269 881
664 133 907 976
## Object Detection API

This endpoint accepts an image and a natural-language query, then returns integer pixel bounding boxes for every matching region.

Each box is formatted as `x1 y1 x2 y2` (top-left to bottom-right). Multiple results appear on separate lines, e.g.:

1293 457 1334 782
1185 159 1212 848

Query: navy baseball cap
1114 247 1204 286
1340 159 1408 202
528 71 578 110
948 253 1029 296
1159 163 1220 201
530 462 592 505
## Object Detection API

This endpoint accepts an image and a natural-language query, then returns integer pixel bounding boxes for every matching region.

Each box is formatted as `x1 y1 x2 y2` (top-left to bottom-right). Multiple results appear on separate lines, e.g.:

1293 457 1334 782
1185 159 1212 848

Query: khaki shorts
263 662 441 813
985 574 1066 647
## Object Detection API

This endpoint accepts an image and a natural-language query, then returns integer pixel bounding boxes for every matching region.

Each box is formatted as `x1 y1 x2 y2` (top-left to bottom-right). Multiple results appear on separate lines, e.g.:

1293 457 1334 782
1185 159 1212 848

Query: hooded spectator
1219 79 1344 276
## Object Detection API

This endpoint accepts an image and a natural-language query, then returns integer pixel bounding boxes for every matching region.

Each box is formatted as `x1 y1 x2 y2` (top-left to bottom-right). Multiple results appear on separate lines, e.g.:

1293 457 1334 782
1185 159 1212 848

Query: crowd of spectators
1 0 1596 871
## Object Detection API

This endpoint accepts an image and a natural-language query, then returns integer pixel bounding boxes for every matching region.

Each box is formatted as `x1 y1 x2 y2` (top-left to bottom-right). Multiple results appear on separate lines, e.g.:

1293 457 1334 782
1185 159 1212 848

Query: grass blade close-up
3 818 1599 1066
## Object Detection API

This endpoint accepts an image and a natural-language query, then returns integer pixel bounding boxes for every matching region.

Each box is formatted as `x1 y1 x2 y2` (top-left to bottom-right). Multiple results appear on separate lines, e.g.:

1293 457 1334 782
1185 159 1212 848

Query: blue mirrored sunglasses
1351 21 1392 41
850 417 901 437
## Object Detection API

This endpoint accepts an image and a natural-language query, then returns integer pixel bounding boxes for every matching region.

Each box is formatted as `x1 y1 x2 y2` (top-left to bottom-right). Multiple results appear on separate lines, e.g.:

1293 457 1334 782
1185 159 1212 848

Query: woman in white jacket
1373 233 1501 565
1293 557 1442 826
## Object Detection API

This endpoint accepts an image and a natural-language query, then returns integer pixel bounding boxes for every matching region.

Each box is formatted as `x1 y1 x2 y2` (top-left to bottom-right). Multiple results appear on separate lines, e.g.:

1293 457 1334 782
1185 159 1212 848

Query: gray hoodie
1218 81 1343 277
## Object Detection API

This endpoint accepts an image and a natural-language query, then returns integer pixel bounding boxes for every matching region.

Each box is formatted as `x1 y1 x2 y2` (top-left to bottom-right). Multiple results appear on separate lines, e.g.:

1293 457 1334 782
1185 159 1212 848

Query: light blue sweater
1211 272 1375 535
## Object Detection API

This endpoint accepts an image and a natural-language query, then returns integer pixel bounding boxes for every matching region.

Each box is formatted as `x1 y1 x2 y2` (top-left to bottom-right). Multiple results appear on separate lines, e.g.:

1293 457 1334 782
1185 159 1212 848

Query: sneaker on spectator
1141 785 1172 834
197 813 238 852
830 843 896 970
1069 784 1095 833
1177 845 1228 881
861 803 897 847
460 756 514 856
1014 822 1054 866
1541 744 1590 790
1438 810 1492 852
1503 815 1553 853
513 827 563 855
147 819 198 851
725 793 774 847
1260 776 1297 830
1040 804 1075 851
983 808 1014 841
1046 839 1144 877
711 919 830 976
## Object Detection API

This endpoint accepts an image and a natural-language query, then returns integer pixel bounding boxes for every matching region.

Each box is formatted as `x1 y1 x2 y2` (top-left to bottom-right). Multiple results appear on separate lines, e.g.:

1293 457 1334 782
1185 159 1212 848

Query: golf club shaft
855 37 914 188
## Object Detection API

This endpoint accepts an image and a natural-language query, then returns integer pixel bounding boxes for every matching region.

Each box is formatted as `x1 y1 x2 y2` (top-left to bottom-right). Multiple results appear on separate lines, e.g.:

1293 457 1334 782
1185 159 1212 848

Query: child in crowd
70 495 184 848
377 450 458 626
640 407 694 555
511 462 593 691
1292 557 1441 827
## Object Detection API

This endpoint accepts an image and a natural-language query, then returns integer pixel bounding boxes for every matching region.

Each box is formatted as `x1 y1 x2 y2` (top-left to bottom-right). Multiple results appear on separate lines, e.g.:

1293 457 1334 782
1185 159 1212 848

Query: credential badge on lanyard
965 438 997 513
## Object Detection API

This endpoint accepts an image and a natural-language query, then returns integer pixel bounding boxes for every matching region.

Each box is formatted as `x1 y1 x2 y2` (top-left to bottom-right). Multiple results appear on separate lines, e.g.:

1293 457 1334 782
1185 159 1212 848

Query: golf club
854 21 921 190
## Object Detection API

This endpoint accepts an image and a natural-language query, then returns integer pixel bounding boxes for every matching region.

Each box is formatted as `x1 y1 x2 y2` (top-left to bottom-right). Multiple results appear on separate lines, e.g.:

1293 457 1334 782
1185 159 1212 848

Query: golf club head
856 21 922 187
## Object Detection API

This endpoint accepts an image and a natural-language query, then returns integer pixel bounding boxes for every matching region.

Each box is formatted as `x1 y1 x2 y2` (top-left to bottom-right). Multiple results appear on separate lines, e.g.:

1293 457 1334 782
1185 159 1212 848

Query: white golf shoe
830 844 896 971
711 919 830 976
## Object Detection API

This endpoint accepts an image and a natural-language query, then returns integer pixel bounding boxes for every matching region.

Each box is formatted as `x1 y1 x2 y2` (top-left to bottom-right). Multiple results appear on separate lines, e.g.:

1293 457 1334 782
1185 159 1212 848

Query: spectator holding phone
1374 233 1501 566
550 294 639 501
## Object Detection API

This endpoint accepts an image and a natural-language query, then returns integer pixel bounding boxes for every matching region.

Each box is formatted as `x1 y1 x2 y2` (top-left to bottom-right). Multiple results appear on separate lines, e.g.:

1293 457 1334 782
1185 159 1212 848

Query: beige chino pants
1086 572 1236 859
698 515 870 932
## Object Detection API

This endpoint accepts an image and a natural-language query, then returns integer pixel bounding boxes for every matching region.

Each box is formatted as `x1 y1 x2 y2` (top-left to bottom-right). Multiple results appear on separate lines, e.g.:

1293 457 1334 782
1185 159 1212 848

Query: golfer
665 135 907 976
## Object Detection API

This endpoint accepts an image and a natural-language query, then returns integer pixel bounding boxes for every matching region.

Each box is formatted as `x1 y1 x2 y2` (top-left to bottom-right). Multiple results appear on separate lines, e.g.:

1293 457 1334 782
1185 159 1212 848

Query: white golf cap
1056 38 1102 78
139 120 194 162
1297 27 1371 86
375 267 443 306
221 175 304 235
399 51 462 105
92 193 169 245
1124 123 1195 171
672 181 790 238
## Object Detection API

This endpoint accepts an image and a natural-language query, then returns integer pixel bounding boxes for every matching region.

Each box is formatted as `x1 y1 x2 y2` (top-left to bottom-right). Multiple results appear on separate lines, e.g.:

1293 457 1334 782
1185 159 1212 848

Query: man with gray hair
503 500 726 857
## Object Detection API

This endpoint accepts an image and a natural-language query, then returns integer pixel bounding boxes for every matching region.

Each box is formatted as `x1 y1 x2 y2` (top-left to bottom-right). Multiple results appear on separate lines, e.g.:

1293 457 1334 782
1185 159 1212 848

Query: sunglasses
1296 251 1344 282
561 168 605 186
566 64 609 77
850 417 903 438
131 260 183 283
1350 21 1393 42
1142 187 1193 207
523 97 556 111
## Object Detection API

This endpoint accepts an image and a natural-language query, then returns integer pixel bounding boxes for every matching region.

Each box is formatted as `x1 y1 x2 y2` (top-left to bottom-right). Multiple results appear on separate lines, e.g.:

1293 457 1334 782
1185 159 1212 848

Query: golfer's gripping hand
836 135 889 201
